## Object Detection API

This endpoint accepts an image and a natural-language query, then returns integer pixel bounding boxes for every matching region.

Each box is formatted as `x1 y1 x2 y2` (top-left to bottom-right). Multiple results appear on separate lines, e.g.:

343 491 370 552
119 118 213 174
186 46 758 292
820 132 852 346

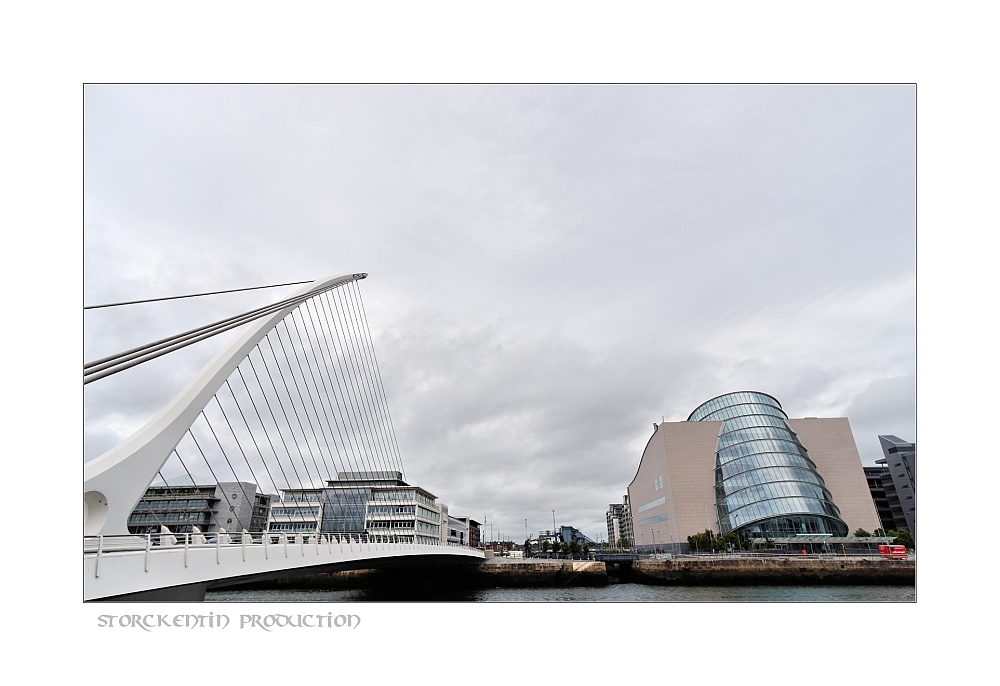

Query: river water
205 584 914 602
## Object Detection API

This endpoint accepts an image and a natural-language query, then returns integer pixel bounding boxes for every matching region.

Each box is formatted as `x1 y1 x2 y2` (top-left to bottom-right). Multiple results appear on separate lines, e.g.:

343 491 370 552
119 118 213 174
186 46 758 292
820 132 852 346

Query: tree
541 539 550 554
854 528 872 537
523 538 533 557
887 529 915 549
687 529 712 552
618 536 630 549
688 529 740 552
568 540 581 557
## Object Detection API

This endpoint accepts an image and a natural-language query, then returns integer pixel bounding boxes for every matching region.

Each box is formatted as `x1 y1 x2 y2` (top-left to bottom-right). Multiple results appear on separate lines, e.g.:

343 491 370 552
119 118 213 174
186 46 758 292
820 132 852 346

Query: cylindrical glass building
688 391 848 538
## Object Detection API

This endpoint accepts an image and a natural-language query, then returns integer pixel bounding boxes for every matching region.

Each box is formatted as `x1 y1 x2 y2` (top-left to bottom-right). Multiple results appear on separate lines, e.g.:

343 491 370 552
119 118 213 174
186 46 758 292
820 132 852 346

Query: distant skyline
84 85 915 542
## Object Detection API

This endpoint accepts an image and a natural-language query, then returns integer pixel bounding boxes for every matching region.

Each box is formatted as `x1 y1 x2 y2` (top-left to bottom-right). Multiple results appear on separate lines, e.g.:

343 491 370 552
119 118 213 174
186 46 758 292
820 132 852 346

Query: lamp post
552 510 556 532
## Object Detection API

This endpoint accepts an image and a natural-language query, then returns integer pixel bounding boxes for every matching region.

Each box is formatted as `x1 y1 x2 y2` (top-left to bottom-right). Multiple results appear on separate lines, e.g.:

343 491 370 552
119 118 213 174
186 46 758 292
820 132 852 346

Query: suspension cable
84 280 314 310
84 274 366 384
351 280 405 477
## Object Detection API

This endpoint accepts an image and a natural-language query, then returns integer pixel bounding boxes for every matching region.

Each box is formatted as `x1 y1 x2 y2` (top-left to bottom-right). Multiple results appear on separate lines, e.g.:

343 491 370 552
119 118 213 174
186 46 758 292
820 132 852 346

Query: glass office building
277 471 443 544
689 391 849 538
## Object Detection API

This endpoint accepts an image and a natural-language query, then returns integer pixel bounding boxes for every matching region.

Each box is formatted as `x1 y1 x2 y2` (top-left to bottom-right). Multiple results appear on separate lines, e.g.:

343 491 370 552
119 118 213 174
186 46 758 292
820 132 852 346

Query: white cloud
84 85 915 540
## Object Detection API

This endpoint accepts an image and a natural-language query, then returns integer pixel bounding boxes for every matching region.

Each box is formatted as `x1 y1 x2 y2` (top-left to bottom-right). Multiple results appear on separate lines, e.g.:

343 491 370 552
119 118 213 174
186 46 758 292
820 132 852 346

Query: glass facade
320 488 371 534
689 391 848 538
276 481 444 544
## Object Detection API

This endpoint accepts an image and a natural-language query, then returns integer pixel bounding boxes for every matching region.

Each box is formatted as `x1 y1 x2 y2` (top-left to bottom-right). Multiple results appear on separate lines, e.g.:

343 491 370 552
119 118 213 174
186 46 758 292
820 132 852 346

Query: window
637 497 666 513
653 475 664 491
639 514 668 526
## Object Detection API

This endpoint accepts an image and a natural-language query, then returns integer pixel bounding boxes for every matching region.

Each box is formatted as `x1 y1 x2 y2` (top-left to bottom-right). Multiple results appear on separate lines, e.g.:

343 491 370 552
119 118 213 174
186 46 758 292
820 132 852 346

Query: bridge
84 274 484 601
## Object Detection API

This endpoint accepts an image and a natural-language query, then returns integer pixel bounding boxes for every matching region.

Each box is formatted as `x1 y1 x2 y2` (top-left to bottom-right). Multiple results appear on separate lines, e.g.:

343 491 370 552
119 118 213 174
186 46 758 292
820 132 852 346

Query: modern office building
864 464 904 532
628 391 880 552
267 498 323 533
278 471 443 544
452 517 481 548
606 495 634 547
444 511 469 546
438 503 450 545
128 479 275 535
877 435 916 537
537 525 596 547
559 525 597 546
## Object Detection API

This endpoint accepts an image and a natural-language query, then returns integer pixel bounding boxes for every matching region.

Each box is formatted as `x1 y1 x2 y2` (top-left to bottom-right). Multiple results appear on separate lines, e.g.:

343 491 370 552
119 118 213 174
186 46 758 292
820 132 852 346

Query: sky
84 85 915 542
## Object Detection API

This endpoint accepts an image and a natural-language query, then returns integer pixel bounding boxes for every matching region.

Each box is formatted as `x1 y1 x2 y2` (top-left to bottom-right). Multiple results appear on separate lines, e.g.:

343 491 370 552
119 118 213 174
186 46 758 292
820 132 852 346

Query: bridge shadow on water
209 564 486 602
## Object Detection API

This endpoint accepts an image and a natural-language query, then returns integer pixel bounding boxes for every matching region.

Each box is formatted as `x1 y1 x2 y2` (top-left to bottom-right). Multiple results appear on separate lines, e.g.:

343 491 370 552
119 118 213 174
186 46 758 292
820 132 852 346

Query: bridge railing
84 532 476 554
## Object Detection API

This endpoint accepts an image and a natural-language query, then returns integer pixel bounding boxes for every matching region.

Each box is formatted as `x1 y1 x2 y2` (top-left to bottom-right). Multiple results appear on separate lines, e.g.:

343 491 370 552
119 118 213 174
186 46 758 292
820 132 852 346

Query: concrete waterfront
230 555 913 592
622 556 914 586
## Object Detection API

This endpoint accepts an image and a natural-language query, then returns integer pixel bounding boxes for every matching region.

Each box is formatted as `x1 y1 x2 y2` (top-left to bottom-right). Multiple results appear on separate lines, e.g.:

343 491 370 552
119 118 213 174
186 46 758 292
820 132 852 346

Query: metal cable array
83 274 366 384
84 279 314 310
135 280 404 535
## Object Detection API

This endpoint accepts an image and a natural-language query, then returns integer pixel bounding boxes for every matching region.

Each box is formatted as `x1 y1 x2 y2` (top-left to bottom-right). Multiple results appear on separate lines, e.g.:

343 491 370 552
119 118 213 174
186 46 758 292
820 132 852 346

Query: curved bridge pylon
84 273 482 601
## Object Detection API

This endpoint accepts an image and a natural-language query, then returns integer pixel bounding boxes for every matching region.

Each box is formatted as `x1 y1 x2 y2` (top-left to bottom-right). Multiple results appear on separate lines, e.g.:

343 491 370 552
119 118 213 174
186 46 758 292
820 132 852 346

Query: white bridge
84 274 484 601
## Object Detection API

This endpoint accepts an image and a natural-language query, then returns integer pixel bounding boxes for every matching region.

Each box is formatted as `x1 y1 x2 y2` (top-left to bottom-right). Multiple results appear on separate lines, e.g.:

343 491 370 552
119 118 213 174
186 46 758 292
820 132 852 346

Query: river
205 583 914 602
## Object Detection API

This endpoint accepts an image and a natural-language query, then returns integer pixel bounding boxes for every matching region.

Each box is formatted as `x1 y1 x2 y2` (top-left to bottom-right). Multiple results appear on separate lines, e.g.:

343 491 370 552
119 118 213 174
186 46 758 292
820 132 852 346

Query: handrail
84 532 480 554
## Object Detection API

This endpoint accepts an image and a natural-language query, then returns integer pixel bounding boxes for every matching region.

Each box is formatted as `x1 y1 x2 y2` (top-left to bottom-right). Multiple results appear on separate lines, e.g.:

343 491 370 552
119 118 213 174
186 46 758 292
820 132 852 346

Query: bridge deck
85 537 484 601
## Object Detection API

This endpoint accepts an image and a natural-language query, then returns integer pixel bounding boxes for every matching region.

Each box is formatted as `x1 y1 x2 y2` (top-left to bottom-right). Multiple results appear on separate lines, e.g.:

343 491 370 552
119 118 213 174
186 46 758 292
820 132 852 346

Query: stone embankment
620 557 914 585
477 559 608 587
233 556 914 591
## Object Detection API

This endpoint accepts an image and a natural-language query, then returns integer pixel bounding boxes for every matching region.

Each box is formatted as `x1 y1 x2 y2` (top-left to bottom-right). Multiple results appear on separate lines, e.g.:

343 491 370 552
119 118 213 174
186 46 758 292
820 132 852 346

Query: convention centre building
628 391 880 552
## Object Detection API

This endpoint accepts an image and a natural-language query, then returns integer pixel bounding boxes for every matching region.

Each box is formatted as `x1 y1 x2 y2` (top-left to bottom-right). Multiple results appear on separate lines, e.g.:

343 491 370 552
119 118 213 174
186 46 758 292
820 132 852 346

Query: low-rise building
537 525 596 548
278 471 442 544
128 479 275 535
449 516 480 548
452 517 481 548
445 512 469 546
268 498 323 533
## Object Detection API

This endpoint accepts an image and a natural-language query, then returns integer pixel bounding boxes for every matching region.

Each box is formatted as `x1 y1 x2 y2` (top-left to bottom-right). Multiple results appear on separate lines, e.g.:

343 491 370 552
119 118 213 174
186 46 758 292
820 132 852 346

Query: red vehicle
879 544 908 559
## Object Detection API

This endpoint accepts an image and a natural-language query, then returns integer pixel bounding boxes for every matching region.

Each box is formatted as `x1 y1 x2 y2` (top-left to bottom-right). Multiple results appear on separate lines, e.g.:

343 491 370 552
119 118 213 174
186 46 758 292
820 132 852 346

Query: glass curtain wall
320 488 371 534
689 392 849 538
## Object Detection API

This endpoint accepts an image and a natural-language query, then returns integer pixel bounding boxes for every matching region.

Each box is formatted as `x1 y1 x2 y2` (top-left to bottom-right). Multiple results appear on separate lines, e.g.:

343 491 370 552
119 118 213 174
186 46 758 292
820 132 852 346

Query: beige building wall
628 421 720 547
627 416 880 546
788 417 882 535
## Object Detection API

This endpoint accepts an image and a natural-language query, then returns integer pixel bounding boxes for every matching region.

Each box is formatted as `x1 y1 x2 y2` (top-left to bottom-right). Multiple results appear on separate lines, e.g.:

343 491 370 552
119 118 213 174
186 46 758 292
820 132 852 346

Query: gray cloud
843 371 917 465
85 85 915 541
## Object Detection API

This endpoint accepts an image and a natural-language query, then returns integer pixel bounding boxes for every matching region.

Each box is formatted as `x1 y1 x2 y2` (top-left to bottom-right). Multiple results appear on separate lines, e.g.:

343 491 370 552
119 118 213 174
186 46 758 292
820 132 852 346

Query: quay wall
231 557 913 590
477 559 608 587
623 557 915 585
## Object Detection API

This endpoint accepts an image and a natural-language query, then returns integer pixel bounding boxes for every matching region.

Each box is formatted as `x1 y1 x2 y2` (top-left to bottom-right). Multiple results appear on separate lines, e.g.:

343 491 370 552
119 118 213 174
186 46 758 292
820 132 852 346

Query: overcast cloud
84 85 915 542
